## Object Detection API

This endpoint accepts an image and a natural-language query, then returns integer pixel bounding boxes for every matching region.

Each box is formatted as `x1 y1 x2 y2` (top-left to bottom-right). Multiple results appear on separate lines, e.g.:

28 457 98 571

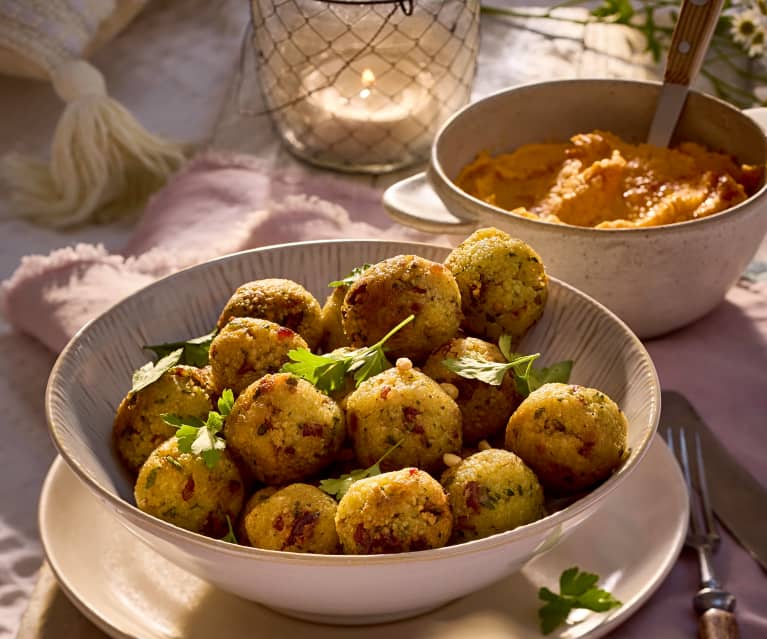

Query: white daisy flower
730 8 761 47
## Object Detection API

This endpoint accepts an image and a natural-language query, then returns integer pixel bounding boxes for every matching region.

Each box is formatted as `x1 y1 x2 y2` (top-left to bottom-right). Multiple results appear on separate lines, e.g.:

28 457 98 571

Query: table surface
1 2 765 639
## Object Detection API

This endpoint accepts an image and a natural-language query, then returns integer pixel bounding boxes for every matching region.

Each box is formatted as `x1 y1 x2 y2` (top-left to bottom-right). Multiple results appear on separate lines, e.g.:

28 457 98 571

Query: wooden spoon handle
699 609 740 639
665 0 724 85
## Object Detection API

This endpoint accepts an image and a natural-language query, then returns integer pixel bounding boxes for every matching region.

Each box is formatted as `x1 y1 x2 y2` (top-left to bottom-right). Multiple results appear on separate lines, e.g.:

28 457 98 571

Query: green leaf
442 357 514 386
144 329 217 367
280 315 414 393
319 439 403 499
537 567 622 635
131 348 184 393
538 595 573 635
221 515 239 544
350 346 391 387
328 264 372 288
163 409 226 469
575 588 622 612
560 566 598 596
281 349 349 393
173 423 202 454
442 352 540 387
498 334 514 362
217 388 235 417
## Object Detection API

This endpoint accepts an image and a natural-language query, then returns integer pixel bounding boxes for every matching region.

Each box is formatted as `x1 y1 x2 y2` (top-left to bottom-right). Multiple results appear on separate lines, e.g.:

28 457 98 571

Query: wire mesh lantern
249 0 480 173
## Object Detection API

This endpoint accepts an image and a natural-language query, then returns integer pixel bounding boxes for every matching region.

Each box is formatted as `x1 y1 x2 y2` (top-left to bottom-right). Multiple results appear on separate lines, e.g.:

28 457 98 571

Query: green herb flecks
319 439 404 500
281 315 415 393
328 264 372 288
220 515 239 544
144 328 217 368
162 389 234 469
537 566 622 635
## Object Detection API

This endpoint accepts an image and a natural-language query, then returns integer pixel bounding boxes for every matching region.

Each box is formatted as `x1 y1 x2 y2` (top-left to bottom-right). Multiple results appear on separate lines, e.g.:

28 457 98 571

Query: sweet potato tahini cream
455 130 763 229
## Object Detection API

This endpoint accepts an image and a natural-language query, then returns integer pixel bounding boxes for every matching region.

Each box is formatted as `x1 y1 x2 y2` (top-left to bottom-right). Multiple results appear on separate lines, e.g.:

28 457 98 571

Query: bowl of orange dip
385 79 767 338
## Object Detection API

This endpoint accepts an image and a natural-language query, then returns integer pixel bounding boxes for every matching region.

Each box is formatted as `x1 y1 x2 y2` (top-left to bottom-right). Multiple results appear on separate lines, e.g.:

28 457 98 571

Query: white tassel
2 59 186 228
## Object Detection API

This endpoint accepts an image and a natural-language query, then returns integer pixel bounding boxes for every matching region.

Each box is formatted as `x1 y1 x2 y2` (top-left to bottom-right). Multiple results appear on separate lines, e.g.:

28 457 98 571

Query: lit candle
292 54 439 170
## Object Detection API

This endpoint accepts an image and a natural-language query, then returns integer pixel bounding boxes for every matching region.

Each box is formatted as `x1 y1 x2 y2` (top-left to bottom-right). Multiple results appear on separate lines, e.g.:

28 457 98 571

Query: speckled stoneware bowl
46 239 660 625
384 79 767 339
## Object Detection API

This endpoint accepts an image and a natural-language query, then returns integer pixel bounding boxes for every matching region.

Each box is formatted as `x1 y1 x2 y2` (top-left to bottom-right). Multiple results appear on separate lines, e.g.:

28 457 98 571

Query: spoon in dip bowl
647 0 724 147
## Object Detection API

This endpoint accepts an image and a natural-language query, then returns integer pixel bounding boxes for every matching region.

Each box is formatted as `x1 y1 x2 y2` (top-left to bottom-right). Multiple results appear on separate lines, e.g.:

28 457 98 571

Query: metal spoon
647 0 724 147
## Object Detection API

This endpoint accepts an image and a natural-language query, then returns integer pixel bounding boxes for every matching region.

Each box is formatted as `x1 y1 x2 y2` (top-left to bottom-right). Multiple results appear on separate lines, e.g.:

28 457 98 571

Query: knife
661 390 767 572
647 0 724 147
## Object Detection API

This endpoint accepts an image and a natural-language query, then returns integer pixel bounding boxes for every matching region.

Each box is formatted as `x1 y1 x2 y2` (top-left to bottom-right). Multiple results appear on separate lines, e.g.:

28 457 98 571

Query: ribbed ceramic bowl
385 79 767 339
46 239 660 625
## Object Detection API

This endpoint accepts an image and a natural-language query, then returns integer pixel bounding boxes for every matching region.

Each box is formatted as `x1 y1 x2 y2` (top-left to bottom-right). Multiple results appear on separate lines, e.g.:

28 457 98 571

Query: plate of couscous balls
113 227 634 554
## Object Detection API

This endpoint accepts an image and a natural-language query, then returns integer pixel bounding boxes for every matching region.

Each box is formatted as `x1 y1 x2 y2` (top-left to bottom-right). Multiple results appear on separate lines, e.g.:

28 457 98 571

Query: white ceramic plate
40 435 687 639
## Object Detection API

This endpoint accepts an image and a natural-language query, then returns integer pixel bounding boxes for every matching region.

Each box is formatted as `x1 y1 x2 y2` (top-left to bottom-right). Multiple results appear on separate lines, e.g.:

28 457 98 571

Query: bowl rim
429 77 767 235
45 238 661 565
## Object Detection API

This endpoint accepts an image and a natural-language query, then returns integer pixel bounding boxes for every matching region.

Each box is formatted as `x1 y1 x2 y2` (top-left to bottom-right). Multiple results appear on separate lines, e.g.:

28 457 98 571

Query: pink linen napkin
0 152 450 353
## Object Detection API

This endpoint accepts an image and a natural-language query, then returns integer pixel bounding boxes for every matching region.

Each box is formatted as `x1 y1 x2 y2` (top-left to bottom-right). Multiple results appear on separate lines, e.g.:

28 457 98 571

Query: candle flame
359 68 375 99
361 69 376 87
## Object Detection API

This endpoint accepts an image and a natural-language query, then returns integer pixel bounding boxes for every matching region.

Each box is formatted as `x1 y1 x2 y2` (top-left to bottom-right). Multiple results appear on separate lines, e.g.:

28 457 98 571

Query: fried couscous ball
208 317 308 395
217 278 323 350
243 483 339 553
134 438 245 538
114 365 214 474
505 383 628 494
422 337 520 443
444 227 548 345
224 373 345 485
341 255 462 362
335 468 452 554
236 485 279 543
441 449 545 543
345 361 462 474
319 285 351 352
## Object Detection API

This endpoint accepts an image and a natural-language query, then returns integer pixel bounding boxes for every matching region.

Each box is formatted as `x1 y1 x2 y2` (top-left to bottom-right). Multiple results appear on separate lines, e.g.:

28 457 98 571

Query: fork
666 428 740 639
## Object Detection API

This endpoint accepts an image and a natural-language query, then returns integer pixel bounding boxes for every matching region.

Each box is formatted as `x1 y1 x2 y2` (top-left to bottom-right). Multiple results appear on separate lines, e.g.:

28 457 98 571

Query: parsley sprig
442 335 572 397
319 439 403 499
328 264 372 288
538 566 622 635
130 329 217 393
281 314 415 393
162 389 234 469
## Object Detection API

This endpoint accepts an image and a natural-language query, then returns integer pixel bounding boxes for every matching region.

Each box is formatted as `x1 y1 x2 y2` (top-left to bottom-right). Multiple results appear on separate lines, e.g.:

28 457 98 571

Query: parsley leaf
281 349 349 393
131 348 184 393
537 567 621 635
328 264 372 288
498 335 573 397
162 390 233 469
144 329 217 367
220 515 238 544
217 388 235 417
442 352 541 387
319 439 403 499
281 315 414 392
515 359 574 397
